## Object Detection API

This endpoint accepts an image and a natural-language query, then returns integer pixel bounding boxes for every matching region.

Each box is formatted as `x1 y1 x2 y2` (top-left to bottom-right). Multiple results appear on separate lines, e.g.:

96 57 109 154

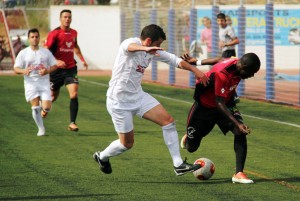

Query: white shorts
24 81 51 102
106 91 160 133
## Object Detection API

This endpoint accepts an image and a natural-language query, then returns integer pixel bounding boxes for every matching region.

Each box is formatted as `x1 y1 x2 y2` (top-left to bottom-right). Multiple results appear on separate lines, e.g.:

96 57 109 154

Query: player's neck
30 45 39 51
61 25 71 31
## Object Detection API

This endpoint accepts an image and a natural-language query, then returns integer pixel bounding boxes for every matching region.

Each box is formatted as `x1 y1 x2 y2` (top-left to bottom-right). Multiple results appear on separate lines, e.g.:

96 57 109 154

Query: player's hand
57 60 66 68
194 70 209 86
83 61 88 70
24 69 32 76
181 54 197 65
219 41 226 48
239 124 251 135
146 47 163 56
39 68 47 76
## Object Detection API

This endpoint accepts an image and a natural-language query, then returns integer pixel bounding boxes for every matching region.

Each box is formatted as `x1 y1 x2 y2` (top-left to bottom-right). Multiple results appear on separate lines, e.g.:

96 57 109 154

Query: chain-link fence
120 0 300 106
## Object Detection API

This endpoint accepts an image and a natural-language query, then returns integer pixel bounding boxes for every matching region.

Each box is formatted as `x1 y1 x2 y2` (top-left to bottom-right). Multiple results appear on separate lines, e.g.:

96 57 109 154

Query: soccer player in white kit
93 24 209 176
14 28 57 136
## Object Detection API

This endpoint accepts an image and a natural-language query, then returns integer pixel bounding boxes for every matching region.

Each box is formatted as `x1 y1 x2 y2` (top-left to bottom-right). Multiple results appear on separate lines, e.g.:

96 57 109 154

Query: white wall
49 6 120 70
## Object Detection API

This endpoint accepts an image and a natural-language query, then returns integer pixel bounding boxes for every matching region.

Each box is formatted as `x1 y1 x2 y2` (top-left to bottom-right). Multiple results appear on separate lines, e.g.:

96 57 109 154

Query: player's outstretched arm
178 60 209 86
128 43 163 56
181 54 223 66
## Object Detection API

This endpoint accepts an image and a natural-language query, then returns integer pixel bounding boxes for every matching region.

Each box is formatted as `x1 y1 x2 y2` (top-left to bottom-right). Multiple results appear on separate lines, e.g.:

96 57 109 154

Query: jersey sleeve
45 49 57 67
121 38 140 54
228 27 236 39
14 50 25 68
153 50 182 67
45 31 57 49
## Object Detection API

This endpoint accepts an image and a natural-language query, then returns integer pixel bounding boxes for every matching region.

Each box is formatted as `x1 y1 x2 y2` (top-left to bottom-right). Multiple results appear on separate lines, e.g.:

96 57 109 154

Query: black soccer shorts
185 101 243 151
50 66 79 91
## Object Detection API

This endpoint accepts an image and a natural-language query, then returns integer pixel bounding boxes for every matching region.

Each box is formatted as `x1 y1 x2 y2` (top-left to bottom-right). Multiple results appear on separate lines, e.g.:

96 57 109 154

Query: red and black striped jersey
45 27 77 69
194 58 241 108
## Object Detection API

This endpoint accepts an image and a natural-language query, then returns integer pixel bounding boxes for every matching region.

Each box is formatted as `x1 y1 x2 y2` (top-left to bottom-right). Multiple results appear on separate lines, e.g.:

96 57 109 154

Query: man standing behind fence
217 13 239 58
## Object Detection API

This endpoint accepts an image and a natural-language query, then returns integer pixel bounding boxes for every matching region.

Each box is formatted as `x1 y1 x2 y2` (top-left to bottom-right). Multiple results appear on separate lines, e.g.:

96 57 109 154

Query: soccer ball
193 158 215 180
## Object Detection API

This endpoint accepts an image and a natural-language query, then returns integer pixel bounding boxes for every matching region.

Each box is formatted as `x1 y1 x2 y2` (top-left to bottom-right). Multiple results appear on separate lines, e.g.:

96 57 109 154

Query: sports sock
70 98 78 123
234 135 247 173
32 106 44 130
100 139 128 161
162 122 183 167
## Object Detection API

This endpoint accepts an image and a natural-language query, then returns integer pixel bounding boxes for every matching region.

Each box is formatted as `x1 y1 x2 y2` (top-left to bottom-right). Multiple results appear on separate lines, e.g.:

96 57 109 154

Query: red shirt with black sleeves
45 27 77 69
194 58 241 108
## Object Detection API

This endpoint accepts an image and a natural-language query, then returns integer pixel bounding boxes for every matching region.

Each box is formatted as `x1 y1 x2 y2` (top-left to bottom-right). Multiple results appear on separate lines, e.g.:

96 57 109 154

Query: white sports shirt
107 37 182 103
14 47 57 83
219 25 236 52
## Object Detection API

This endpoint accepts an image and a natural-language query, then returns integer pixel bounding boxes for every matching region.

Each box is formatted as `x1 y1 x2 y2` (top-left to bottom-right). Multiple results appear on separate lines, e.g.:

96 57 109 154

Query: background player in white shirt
14 28 57 136
93 24 209 176
217 13 239 58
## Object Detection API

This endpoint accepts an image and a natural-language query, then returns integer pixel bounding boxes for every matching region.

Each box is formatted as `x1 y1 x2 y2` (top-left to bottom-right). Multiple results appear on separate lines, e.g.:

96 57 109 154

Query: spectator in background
217 13 239 58
181 13 190 54
226 15 233 26
12 35 23 57
200 17 212 59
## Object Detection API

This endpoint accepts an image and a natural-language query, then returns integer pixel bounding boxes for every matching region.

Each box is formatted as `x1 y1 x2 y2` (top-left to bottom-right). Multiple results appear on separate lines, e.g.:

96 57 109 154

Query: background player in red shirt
45 9 88 131
180 53 260 184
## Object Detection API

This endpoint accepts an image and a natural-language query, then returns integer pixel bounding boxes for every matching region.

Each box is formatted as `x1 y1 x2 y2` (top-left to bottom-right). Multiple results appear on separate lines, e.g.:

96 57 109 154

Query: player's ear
145 38 152 46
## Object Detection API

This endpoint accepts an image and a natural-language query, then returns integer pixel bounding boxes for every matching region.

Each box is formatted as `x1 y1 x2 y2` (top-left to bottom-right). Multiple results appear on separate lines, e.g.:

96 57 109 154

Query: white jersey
14 46 57 84
107 37 182 103
219 25 236 52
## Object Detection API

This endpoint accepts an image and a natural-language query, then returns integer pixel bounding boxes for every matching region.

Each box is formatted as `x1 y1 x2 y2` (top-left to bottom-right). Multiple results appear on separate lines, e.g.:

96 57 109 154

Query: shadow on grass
0 193 118 200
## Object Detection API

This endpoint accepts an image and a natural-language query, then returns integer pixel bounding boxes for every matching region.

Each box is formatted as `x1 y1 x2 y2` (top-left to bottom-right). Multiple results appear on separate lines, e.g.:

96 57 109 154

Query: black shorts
50 66 79 91
186 101 243 141
222 49 236 58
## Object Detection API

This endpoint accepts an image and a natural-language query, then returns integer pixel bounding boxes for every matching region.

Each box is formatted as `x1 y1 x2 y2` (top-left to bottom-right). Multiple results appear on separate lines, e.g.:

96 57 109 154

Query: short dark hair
140 24 166 42
27 28 39 38
60 9 72 17
241 53 261 74
217 13 226 19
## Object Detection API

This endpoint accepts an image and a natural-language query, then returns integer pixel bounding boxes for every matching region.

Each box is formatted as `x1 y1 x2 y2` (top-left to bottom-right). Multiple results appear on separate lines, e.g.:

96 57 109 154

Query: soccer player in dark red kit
45 9 88 131
180 53 260 184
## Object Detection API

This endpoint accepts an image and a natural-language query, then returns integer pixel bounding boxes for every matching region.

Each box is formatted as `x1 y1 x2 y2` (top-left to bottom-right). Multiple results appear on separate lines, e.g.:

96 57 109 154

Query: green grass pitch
0 75 299 201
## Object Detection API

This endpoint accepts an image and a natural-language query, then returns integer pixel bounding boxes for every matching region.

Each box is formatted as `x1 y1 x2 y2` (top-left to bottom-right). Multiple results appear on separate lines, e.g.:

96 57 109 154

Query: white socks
99 122 183 167
100 139 128 161
32 106 45 133
162 122 183 167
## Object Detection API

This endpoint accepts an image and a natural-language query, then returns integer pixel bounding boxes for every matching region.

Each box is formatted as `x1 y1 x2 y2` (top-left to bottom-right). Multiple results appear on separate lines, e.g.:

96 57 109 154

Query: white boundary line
80 79 300 129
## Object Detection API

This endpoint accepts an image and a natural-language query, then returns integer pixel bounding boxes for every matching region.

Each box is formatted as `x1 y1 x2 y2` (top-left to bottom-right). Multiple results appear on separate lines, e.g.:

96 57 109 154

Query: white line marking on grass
242 114 300 128
80 79 108 87
245 170 300 192
80 79 300 128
